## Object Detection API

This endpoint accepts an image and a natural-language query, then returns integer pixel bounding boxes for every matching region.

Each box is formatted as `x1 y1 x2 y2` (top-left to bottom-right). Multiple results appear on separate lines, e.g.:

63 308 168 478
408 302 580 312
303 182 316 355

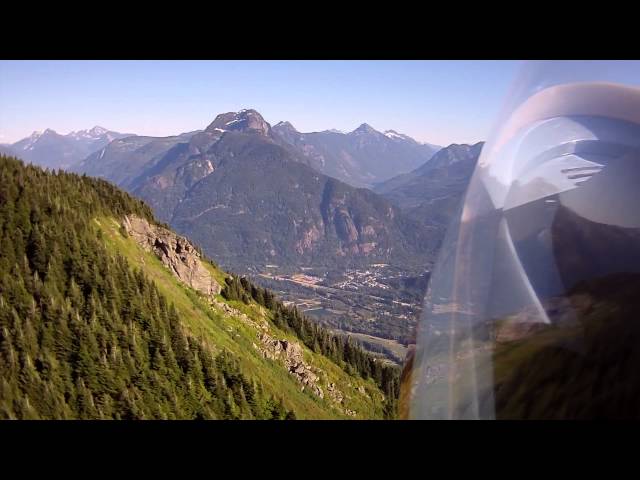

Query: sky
0 60 523 146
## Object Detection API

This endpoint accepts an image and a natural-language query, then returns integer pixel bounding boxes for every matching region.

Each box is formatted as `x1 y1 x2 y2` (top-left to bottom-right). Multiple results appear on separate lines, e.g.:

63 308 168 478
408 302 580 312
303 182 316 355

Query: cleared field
336 330 409 363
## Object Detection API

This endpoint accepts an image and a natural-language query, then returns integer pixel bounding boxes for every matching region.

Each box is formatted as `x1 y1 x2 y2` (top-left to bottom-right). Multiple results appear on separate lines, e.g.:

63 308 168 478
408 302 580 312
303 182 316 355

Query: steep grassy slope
97 216 387 419
0 156 392 419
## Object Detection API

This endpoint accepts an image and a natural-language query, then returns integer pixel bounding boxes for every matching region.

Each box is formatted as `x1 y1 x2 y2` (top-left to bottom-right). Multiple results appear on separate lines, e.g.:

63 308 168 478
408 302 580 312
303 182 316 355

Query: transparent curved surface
400 61 640 419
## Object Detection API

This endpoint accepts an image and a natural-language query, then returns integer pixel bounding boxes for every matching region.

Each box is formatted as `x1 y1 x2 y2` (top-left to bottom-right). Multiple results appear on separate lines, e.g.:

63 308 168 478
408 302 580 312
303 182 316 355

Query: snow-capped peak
89 126 108 136
68 126 111 139
206 109 270 136
384 130 413 141
22 130 51 150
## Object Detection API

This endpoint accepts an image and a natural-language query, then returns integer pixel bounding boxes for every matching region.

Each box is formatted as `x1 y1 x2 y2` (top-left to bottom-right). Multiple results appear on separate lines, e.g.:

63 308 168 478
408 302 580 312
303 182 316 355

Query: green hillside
0 156 398 419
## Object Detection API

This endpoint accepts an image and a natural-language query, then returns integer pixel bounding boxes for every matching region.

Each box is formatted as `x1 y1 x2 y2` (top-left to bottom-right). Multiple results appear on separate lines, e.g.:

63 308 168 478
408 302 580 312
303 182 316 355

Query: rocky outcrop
122 215 221 296
327 382 344 404
255 332 324 398
255 332 356 416
212 297 269 331
205 109 271 137
295 225 322 254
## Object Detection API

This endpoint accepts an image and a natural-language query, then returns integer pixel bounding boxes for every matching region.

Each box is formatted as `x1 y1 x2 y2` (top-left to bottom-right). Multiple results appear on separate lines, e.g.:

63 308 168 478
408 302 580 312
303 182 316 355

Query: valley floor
249 263 428 364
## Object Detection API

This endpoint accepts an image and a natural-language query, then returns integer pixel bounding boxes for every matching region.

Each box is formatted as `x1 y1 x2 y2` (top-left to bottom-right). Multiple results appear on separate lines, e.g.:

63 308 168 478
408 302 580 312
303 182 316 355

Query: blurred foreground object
400 61 640 419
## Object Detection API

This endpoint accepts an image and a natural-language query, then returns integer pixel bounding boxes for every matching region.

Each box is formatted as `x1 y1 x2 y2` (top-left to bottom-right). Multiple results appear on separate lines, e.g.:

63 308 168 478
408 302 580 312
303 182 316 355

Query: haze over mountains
1 126 134 170
74 131 202 187
271 120 440 187
375 142 484 240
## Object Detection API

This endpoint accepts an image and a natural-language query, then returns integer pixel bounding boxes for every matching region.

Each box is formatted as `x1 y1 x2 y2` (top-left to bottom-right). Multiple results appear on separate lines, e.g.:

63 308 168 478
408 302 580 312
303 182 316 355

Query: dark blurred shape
401 62 640 419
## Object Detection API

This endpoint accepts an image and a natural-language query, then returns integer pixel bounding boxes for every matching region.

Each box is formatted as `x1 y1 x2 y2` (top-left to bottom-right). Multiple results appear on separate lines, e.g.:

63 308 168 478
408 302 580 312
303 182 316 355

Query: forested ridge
0 156 398 419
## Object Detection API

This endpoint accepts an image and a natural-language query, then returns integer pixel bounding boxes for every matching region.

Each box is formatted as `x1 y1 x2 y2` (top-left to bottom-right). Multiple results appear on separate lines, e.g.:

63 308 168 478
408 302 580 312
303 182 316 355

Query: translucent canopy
401 61 640 420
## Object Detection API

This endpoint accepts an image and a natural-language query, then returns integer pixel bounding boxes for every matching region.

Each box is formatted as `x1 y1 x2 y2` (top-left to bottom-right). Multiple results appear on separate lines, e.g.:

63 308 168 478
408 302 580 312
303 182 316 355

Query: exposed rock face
255 333 355 413
256 332 324 398
206 109 271 137
295 225 321 254
327 382 344 404
122 214 221 296
335 209 359 243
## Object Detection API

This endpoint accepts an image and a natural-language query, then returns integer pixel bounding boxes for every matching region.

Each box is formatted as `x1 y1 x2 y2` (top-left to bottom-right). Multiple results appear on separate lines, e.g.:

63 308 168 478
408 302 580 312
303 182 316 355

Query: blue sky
0 60 522 145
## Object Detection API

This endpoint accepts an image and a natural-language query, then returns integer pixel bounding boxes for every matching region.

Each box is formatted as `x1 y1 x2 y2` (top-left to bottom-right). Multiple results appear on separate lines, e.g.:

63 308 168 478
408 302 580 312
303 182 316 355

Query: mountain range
71 110 443 273
7 116 440 188
2 126 133 170
271 120 441 187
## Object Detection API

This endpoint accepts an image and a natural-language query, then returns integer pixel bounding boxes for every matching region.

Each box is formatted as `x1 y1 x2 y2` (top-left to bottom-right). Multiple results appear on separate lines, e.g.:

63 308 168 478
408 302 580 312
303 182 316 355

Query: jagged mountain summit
207 109 271 136
7 126 134 170
271 120 441 187
351 123 379 135
67 125 116 140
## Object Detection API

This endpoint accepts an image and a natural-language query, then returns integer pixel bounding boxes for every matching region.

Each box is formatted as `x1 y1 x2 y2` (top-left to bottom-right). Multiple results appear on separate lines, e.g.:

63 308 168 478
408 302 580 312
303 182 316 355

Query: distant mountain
73 109 437 273
382 129 440 152
73 130 201 187
271 121 441 188
375 142 484 245
7 126 134 170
